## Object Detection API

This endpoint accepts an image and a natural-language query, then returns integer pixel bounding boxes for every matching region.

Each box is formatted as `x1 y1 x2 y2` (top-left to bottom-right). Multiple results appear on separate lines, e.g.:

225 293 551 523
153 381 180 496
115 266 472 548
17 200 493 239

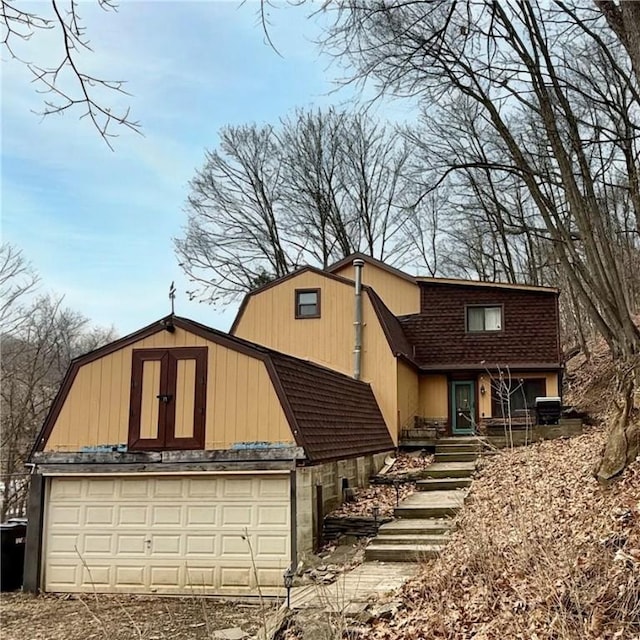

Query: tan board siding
397 359 419 432
44 328 294 452
419 374 449 420
333 263 420 315
478 371 559 419
233 271 398 441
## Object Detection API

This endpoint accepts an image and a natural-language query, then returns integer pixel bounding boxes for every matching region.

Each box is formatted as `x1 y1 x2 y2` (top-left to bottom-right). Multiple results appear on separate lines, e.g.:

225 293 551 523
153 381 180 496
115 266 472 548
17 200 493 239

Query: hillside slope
370 430 639 639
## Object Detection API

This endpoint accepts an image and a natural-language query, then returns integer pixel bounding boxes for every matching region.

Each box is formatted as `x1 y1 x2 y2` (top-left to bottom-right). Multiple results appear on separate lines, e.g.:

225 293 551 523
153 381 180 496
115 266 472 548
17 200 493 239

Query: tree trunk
595 361 640 482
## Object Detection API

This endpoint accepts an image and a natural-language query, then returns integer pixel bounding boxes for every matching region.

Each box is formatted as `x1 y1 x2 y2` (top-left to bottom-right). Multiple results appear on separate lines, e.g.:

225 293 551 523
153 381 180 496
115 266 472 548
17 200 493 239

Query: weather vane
169 281 176 315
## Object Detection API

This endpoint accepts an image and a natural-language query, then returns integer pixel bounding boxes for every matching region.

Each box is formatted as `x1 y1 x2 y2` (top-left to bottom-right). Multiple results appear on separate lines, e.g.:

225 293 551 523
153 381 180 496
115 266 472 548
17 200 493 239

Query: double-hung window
466 306 502 332
295 289 320 319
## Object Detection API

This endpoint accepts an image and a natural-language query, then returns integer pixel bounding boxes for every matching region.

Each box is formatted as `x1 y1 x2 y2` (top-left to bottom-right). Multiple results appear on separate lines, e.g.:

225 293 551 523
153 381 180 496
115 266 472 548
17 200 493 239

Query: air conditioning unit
535 396 561 425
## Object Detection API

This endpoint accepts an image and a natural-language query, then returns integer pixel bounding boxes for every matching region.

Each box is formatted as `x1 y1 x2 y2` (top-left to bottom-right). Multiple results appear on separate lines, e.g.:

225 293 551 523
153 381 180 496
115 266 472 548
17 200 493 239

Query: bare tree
0 243 39 333
321 1 640 480
1 0 140 147
0 295 116 519
176 107 418 301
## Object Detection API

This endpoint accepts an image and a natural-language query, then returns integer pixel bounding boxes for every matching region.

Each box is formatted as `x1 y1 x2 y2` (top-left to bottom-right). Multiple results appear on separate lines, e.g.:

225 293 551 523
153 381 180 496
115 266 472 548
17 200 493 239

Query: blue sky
2 1 412 335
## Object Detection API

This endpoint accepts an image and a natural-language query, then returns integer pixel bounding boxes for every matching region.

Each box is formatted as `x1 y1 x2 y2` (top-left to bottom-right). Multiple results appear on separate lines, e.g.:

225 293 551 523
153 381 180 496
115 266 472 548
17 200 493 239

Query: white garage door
43 474 291 595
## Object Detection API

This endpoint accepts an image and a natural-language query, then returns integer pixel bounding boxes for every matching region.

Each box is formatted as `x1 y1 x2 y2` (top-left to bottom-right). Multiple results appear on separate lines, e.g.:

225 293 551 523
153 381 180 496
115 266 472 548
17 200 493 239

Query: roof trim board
327 252 419 284
416 277 559 294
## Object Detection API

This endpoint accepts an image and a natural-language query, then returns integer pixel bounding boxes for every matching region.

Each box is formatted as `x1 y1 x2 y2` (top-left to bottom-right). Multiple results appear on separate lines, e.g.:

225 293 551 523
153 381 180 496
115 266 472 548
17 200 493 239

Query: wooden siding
44 328 293 452
417 371 560 425
479 371 559 419
418 374 449 420
333 263 420 316
233 271 399 441
397 360 419 432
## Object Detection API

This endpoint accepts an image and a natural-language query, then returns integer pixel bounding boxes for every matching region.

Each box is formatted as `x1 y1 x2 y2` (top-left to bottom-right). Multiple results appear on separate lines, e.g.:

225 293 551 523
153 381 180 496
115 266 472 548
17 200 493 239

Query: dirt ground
0 592 275 640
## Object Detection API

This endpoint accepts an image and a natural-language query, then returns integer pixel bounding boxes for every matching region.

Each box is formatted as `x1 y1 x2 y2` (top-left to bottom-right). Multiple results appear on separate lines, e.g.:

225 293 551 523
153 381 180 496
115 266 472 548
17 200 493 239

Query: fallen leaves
369 428 640 640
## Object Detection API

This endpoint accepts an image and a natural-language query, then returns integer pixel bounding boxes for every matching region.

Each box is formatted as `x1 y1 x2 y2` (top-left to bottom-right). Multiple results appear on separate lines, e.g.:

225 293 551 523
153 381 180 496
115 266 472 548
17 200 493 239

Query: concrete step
374 533 450 546
365 543 443 562
377 518 454 536
417 477 472 491
394 490 466 519
434 452 478 463
435 443 482 454
435 436 485 445
422 461 476 479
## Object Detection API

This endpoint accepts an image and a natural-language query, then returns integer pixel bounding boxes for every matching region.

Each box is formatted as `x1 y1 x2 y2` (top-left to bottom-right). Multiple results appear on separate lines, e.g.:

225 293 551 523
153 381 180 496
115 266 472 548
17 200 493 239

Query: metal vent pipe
353 259 365 380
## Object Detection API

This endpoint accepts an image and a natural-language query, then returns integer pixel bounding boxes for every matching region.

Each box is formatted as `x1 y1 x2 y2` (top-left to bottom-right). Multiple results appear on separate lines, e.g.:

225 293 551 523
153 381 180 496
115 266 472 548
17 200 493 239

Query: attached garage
43 474 290 595
25 315 394 596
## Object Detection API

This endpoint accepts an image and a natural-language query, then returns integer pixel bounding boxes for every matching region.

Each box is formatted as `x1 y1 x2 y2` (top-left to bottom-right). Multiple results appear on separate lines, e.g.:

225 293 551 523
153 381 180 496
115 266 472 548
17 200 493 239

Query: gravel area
1 592 275 640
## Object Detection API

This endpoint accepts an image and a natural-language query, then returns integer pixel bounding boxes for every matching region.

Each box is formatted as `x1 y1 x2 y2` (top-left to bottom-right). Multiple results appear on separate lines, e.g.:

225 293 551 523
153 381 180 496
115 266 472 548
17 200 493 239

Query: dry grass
369 428 640 639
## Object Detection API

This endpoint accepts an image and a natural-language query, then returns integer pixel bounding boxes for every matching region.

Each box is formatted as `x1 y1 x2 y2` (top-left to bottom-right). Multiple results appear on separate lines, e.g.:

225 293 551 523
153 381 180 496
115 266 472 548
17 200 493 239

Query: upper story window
467 305 502 332
295 288 321 319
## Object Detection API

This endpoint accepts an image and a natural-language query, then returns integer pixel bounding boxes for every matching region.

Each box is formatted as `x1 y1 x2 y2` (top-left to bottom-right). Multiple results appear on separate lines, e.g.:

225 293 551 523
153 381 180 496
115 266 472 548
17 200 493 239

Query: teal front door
451 381 475 435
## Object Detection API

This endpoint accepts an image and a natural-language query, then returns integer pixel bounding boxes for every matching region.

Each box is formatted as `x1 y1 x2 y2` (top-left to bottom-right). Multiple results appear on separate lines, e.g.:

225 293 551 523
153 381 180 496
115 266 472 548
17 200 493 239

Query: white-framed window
466 305 502 332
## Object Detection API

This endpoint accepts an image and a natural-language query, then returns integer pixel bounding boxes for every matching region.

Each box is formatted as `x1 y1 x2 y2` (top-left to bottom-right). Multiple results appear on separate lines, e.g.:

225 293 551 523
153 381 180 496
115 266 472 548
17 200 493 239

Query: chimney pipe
353 259 365 380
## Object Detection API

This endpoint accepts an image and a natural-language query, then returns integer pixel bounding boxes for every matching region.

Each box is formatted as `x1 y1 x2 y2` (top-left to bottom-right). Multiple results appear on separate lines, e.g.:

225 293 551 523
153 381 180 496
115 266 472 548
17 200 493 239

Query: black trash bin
1 519 27 591
535 396 562 426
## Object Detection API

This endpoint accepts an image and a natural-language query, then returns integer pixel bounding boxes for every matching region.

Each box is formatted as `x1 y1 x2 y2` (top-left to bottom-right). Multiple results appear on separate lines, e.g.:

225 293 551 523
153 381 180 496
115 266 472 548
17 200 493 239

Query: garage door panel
115 566 146 586
151 505 182 526
150 534 181 555
50 505 82 526
44 474 290 595
220 567 251 588
187 505 217 525
256 535 288 557
49 478 83 499
118 505 148 526
258 477 289 498
222 478 254 498
119 479 150 499
256 568 287 587
116 534 147 555
86 505 115 525
81 565 111 587
187 478 219 498
86 479 117 497
185 535 216 555
151 478 184 498
47 564 79 587
150 566 181 587
83 534 113 555
221 505 253 526
48 533 78 554
257 505 288 526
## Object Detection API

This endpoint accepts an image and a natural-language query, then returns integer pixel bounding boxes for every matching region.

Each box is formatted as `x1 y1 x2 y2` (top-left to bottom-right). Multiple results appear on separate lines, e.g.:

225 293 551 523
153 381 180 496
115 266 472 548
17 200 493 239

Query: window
128 347 207 451
491 377 546 417
295 288 320 318
467 306 502 332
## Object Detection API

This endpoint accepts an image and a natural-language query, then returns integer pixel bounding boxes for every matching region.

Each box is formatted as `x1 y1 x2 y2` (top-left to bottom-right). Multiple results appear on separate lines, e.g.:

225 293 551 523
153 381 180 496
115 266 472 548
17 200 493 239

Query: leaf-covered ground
366 428 640 640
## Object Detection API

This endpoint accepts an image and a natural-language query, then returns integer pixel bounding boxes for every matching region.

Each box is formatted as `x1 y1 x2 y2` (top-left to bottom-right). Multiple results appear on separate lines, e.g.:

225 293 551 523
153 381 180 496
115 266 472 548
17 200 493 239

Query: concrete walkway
289 562 418 611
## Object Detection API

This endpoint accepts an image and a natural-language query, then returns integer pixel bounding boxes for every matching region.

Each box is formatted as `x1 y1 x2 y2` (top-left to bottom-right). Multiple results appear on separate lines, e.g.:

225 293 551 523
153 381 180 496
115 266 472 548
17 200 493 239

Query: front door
451 381 475 435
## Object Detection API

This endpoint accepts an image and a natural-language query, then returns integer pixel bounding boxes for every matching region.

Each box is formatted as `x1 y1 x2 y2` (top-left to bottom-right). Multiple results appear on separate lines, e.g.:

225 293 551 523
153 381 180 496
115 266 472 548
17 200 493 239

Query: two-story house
24 253 562 597
232 253 562 440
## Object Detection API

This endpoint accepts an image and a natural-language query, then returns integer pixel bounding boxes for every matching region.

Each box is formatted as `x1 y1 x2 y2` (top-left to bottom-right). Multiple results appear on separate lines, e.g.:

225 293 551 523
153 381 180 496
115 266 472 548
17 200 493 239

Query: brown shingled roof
365 289 415 365
269 351 394 463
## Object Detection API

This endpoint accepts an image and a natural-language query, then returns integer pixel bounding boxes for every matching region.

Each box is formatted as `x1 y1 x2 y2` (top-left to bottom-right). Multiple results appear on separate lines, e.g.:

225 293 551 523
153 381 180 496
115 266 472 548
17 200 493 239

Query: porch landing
400 418 583 449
